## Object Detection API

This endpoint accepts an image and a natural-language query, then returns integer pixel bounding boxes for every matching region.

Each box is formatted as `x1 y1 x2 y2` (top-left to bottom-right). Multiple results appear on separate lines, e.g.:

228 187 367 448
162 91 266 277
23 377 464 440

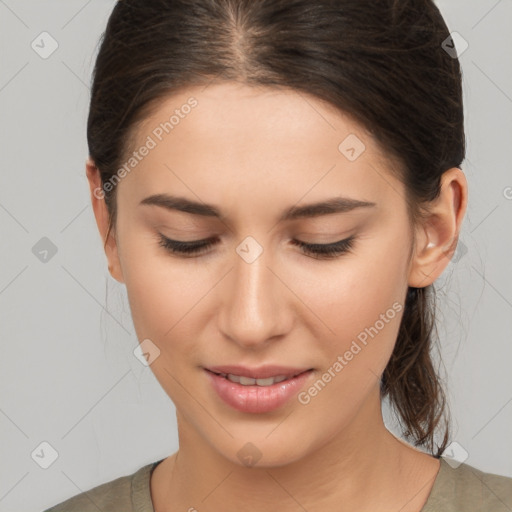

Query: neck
152 389 439 512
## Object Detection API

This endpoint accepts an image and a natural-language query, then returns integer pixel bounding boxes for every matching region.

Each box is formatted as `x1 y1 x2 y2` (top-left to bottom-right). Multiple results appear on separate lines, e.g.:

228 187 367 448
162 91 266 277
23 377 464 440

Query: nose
217 239 292 349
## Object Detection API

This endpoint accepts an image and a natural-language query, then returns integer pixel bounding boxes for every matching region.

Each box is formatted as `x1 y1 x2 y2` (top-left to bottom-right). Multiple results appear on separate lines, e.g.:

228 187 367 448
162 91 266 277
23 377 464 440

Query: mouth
204 366 314 413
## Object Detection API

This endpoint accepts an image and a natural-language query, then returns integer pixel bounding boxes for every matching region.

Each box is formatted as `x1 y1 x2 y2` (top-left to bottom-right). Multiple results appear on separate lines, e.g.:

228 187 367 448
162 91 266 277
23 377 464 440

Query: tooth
227 374 241 383
239 376 257 385
273 375 287 383
255 377 275 386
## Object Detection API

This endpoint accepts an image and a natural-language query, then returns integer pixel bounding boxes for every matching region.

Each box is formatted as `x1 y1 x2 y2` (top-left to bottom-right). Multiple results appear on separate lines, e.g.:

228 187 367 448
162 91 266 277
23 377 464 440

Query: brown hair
87 0 464 456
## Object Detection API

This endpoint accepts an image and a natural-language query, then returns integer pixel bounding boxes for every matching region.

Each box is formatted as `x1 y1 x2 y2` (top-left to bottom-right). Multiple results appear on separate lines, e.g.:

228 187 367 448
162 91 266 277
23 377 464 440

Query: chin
212 431 314 470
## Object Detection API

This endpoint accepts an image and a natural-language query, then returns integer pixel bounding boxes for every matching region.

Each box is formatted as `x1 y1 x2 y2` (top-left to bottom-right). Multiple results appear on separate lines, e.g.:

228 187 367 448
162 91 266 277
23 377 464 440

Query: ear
408 167 468 288
85 157 125 284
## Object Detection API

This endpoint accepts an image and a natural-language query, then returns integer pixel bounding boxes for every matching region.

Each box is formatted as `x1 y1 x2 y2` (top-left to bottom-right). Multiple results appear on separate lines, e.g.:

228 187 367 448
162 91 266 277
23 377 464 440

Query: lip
204 367 314 413
206 365 311 380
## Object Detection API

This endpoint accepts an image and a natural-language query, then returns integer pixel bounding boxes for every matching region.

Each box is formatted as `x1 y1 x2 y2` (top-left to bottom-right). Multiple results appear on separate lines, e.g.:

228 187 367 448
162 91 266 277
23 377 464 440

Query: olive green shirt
43 458 512 511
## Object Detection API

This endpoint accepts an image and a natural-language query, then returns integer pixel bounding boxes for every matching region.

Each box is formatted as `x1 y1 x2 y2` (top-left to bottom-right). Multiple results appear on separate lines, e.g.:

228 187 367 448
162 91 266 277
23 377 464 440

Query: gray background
0 1 511 510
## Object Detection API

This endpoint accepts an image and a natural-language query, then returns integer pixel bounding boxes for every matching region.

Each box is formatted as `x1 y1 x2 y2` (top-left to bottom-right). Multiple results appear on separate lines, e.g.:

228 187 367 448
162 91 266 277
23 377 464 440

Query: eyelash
157 234 356 260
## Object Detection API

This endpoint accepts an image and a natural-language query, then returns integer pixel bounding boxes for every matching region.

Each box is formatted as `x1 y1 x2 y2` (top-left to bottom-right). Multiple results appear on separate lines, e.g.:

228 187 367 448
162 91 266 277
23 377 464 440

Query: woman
44 0 512 510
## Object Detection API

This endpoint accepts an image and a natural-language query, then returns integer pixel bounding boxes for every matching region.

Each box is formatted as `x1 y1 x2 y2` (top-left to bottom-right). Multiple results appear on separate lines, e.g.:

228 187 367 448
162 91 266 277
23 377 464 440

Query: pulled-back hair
87 0 465 456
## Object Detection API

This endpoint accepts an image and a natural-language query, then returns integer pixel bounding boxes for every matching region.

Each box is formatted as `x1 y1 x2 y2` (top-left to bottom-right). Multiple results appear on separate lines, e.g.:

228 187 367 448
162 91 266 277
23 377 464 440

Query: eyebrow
139 193 376 221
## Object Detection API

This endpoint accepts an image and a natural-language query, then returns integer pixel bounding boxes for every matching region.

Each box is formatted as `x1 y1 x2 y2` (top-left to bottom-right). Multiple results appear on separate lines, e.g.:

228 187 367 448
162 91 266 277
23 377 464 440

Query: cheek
289 263 406 435
121 251 213 403
119 236 205 343
293 245 407 372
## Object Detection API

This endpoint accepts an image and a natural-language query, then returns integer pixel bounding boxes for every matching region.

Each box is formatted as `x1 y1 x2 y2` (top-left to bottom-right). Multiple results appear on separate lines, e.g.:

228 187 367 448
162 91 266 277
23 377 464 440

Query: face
106 82 418 466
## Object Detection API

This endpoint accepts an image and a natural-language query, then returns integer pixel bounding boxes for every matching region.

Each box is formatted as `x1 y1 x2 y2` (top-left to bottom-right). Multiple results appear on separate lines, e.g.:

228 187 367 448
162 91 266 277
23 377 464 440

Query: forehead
120 82 403 213
135 81 374 156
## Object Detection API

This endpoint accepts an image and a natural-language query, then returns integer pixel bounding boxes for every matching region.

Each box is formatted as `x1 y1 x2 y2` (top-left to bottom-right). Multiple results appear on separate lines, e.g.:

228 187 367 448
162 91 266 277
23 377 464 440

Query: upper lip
205 365 313 379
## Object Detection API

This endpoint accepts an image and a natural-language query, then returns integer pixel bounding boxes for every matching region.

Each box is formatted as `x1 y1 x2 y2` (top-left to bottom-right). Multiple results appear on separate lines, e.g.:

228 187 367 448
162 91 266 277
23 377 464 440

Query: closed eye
290 235 356 259
157 234 356 260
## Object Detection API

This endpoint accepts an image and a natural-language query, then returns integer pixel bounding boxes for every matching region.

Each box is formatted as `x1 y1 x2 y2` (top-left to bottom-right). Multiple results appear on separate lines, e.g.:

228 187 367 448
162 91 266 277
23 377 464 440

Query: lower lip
205 369 313 413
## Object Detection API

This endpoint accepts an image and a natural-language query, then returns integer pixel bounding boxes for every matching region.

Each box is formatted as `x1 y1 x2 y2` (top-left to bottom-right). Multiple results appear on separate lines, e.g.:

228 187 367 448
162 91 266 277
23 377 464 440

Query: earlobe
408 167 468 288
85 157 125 284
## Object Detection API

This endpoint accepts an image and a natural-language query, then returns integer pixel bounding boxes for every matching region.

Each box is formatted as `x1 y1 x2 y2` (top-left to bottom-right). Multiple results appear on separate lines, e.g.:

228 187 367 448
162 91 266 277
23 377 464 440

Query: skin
86 81 467 512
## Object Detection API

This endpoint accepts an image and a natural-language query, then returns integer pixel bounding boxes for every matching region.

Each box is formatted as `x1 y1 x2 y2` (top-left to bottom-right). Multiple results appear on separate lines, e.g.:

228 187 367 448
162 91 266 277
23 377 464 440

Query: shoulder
41 461 159 512
42 473 133 512
422 458 512 512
